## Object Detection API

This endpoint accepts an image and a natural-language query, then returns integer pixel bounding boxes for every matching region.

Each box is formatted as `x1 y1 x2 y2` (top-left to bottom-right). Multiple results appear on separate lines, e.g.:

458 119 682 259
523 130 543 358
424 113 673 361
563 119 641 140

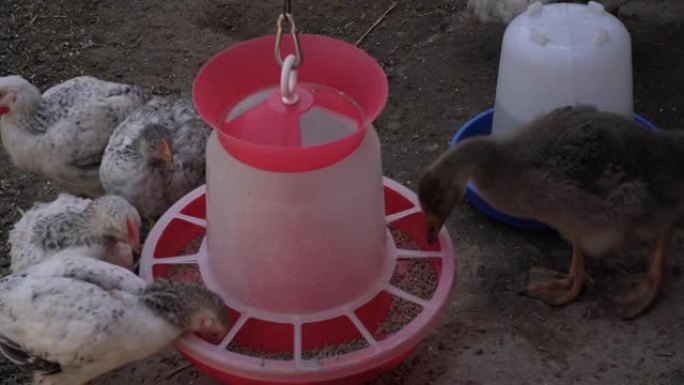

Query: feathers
0 254 228 385
100 95 211 219
0 75 153 198
0 335 62 375
9 193 140 273
421 105 684 255
0 254 174 385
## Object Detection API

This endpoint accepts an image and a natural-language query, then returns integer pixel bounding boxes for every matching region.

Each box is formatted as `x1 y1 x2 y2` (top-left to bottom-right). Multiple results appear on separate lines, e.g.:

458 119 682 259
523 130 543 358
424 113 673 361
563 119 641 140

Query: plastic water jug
492 1 633 137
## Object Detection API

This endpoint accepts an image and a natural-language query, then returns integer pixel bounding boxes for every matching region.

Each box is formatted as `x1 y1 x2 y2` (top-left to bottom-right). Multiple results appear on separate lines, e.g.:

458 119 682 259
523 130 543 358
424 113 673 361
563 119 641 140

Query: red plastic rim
192 34 389 173
138 178 456 385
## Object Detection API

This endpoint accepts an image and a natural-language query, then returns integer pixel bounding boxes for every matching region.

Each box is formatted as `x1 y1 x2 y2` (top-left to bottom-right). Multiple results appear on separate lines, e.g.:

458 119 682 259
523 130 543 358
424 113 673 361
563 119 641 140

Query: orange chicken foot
614 227 672 320
522 244 593 306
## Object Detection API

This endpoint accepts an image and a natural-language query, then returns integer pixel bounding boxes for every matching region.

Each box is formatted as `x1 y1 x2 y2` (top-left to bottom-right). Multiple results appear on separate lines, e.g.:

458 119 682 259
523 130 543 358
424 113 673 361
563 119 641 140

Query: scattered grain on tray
301 339 369 361
168 264 204 285
375 297 423 339
389 225 419 250
179 232 205 255
227 343 294 361
390 258 438 300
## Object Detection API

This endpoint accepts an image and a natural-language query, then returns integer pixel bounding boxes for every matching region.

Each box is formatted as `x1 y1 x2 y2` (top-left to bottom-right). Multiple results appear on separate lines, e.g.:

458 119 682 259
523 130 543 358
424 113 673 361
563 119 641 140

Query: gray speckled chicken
419 105 684 319
0 75 153 197
99 95 211 221
0 252 230 385
466 0 627 24
9 193 141 273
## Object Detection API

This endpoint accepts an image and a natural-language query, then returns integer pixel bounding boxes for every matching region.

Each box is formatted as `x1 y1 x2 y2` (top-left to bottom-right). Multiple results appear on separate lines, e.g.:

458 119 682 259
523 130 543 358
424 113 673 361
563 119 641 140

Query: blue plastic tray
449 108 660 234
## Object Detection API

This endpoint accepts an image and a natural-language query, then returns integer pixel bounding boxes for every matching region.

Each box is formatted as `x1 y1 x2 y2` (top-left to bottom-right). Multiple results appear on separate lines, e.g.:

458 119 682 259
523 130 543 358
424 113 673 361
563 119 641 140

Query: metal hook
274 13 303 70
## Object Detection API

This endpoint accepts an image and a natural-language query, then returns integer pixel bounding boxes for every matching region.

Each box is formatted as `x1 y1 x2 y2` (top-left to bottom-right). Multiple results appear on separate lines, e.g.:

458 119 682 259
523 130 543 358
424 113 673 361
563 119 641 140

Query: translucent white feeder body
205 87 387 316
492 1 633 137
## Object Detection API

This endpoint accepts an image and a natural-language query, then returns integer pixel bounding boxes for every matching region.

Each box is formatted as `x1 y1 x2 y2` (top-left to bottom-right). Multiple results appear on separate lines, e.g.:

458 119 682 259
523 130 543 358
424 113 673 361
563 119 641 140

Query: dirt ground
1 0 684 384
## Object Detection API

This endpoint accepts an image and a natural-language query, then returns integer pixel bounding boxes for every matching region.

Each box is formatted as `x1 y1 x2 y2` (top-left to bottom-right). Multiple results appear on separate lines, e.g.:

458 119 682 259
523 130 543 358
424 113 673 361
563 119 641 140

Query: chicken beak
158 138 173 167
127 217 141 253
424 213 443 245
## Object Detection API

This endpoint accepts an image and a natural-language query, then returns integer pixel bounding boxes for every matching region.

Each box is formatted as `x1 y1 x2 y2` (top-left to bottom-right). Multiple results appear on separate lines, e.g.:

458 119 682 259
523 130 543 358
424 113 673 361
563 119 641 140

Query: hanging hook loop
274 1 303 70
280 54 299 105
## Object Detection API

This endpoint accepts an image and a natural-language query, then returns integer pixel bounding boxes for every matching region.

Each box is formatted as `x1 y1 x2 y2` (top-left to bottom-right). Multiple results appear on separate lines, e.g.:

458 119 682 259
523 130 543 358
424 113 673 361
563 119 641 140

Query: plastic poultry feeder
139 34 456 385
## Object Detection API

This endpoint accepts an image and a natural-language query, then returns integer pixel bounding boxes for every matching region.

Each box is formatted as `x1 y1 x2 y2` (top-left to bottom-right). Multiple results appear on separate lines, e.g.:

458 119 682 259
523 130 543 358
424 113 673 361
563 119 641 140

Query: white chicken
0 75 153 197
466 0 628 24
8 193 141 273
99 95 211 221
0 252 230 385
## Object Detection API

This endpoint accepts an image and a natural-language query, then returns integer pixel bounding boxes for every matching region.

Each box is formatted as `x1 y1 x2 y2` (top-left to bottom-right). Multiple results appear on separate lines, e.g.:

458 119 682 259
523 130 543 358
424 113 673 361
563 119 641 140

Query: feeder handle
274 9 303 69
280 54 299 105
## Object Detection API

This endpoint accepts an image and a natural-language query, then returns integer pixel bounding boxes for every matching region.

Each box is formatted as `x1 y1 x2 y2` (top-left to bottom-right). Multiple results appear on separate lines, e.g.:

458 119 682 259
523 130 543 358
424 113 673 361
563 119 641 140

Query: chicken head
0 76 41 117
85 195 142 253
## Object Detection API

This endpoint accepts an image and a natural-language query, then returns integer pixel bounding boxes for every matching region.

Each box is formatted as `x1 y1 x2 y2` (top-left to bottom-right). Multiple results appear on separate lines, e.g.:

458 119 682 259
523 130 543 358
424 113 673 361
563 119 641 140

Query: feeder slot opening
153 218 205 258
301 315 370 364
166 263 204 285
388 225 421 250
389 258 440 301
301 315 370 362
345 311 379 349
375 294 424 340
225 318 295 361
384 185 415 215
354 290 426 342
388 212 442 251
179 195 207 219
218 312 249 350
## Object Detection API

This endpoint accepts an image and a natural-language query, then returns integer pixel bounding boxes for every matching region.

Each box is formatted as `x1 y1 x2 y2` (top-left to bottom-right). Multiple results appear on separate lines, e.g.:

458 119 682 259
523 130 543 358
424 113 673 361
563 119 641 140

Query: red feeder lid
192 34 388 173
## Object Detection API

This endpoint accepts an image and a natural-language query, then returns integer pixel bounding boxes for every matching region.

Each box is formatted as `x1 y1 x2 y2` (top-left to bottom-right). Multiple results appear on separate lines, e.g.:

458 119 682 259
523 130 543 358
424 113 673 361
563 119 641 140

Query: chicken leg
523 243 593 306
614 227 672 319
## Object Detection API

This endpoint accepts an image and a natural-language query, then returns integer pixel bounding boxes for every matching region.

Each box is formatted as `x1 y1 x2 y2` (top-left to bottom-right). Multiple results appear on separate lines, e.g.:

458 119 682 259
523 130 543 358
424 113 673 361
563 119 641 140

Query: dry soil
1 1 683 384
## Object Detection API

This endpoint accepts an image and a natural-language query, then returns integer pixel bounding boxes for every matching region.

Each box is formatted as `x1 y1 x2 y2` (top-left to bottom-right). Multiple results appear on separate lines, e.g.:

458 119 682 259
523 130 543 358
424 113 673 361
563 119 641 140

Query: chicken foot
614 227 672 320
522 244 593 306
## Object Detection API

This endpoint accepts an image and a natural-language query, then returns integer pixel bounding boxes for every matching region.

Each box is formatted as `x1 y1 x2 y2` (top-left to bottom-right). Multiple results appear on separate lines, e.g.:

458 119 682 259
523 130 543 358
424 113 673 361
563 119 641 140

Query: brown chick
419 105 684 319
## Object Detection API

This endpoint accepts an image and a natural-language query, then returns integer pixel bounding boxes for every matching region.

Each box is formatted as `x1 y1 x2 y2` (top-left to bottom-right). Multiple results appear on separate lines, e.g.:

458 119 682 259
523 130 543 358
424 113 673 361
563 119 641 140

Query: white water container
491 1 633 137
